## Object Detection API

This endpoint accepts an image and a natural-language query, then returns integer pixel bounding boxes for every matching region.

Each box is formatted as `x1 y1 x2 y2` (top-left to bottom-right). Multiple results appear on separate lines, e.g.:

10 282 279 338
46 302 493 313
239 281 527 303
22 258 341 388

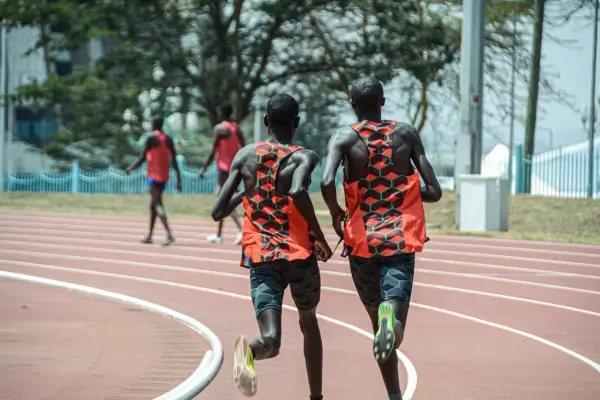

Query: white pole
587 0 599 198
253 106 261 143
507 19 517 193
0 21 7 191
454 0 486 227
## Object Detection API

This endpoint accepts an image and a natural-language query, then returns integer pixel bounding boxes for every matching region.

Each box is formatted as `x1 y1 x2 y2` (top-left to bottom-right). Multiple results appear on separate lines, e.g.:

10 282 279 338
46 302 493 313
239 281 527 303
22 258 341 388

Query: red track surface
1 211 599 399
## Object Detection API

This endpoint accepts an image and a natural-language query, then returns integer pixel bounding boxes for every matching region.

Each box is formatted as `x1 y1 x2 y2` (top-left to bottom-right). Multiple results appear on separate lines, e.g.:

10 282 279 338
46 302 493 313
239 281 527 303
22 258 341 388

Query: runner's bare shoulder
393 122 421 145
214 122 232 139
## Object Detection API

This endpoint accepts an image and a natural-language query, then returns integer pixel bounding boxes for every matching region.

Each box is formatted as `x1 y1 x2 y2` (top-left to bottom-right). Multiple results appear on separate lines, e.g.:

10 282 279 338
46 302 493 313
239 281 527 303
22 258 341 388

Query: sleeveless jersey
146 130 172 182
241 141 314 264
342 120 426 257
216 121 242 173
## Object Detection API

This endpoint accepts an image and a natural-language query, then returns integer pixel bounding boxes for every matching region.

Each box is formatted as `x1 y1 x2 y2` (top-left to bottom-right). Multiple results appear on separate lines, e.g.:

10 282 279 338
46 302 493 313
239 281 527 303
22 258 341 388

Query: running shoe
233 335 257 397
373 302 396 363
233 232 243 245
162 236 175 246
140 237 153 244
207 235 224 244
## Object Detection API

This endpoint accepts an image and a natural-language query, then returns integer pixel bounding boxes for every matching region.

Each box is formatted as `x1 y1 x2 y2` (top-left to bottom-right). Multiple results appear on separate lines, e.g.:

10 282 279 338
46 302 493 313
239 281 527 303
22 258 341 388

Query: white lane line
2 228 599 280
0 270 224 400
4 258 600 378
2 250 598 317
1 241 598 297
3 218 599 266
4 212 600 252
2 236 600 282
0 260 419 400
4 225 600 270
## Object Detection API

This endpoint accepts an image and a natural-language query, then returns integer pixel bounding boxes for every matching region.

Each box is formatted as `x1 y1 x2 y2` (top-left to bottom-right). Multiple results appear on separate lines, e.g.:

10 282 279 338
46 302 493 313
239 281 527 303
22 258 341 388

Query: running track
1 211 599 399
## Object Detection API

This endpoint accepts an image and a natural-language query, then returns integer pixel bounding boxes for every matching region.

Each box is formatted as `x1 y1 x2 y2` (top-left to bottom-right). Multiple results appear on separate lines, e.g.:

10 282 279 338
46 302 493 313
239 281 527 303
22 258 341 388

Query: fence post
514 142 523 194
71 160 79 193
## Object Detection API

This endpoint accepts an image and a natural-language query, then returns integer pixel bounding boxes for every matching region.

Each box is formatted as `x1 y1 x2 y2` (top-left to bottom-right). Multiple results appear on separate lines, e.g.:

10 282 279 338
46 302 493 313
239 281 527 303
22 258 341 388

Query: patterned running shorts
249 254 321 317
348 252 415 308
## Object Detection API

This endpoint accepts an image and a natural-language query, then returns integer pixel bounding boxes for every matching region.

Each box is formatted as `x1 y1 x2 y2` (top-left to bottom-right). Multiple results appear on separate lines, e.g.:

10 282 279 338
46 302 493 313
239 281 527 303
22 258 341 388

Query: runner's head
264 94 300 139
216 102 233 122
152 116 164 131
350 76 385 117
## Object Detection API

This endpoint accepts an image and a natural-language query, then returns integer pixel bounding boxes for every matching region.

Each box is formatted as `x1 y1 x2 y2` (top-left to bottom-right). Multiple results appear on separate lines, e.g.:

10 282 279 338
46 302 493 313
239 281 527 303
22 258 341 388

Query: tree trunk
522 0 545 193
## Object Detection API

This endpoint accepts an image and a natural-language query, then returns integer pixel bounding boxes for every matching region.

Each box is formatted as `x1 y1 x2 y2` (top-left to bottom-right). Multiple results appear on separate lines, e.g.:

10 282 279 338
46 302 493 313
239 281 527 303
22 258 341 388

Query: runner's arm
167 137 182 187
125 137 151 173
211 147 247 221
407 125 442 202
289 150 326 242
321 128 349 218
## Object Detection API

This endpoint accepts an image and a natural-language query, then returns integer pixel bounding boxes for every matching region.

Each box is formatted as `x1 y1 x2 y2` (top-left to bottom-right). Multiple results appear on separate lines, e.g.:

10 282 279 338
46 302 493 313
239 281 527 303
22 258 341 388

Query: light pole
0 21 6 192
586 0 599 198
507 18 518 193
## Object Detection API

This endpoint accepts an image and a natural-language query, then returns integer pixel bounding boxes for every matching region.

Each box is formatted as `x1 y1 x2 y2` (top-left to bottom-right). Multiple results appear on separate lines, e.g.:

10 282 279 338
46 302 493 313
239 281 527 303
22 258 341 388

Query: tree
3 0 461 166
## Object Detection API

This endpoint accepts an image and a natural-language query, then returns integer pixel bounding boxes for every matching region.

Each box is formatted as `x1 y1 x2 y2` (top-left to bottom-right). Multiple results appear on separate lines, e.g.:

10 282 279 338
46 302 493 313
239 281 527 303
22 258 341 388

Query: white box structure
458 175 509 232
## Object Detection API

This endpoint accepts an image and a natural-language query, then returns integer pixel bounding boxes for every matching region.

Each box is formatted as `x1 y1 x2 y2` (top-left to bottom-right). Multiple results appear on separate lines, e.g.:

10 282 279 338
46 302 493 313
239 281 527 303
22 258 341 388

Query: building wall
4 26 105 173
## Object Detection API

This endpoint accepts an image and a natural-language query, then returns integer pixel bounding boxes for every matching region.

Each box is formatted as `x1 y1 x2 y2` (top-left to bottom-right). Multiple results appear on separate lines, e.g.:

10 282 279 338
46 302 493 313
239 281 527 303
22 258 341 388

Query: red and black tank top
146 131 172 182
342 120 426 257
241 141 314 264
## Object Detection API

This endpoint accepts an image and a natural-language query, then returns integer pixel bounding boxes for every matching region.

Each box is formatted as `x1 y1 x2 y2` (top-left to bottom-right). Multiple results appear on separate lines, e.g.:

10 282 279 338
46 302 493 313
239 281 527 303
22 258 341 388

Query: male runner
200 102 245 245
212 94 332 399
321 77 442 400
126 116 182 246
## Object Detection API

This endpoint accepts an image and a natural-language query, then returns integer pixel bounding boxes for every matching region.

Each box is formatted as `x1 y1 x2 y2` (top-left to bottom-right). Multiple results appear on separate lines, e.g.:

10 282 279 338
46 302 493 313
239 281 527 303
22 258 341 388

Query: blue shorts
147 178 167 188
217 168 229 179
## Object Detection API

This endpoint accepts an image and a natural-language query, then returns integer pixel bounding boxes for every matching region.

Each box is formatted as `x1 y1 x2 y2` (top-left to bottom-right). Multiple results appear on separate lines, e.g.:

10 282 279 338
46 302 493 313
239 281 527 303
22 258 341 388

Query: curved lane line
1 247 599 298
1 242 599 297
0 261 419 400
0 270 224 400
2 220 599 266
3 212 600 253
1 251 599 317
1 238 600 281
4 259 600 382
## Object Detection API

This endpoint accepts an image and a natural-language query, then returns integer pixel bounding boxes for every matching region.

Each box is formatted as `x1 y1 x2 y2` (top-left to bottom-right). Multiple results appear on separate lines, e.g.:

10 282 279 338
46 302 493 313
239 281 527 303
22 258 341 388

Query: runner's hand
314 239 333 262
199 168 206 179
177 182 183 192
331 207 345 238
125 168 132 175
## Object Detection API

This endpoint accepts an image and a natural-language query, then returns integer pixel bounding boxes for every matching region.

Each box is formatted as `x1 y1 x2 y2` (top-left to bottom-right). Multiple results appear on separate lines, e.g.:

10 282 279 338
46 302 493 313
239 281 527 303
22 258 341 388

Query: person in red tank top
200 102 245 245
126 116 182 246
321 77 442 400
211 94 332 400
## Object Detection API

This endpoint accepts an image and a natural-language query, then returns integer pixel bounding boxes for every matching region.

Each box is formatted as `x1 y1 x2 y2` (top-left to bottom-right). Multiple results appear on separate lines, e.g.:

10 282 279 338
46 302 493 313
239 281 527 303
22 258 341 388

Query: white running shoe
233 232 243 245
233 335 257 397
206 235 224 244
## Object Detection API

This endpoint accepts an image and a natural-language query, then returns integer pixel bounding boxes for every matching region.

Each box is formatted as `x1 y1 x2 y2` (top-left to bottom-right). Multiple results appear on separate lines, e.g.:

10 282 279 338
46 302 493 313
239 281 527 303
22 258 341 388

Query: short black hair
152 115 164 131
217 102 233 119
266 94 299 126
350 76 384 109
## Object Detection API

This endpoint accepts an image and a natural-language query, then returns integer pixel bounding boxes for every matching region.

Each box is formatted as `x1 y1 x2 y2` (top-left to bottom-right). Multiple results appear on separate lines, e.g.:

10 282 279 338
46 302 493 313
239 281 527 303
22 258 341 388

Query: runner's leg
143 184 159 243
217 170 243 243
288 255 323 400
233 259 286 396
349 254 403 398
153 183 174 245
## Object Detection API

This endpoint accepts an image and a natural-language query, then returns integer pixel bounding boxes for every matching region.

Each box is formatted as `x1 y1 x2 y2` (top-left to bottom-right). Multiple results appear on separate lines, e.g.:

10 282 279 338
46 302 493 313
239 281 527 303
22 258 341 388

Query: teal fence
1 142 598 198
2 161 344 195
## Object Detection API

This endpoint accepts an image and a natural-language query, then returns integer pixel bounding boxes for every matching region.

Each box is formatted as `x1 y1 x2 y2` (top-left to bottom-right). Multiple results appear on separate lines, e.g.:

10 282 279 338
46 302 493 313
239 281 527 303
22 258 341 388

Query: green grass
1 191 599 244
